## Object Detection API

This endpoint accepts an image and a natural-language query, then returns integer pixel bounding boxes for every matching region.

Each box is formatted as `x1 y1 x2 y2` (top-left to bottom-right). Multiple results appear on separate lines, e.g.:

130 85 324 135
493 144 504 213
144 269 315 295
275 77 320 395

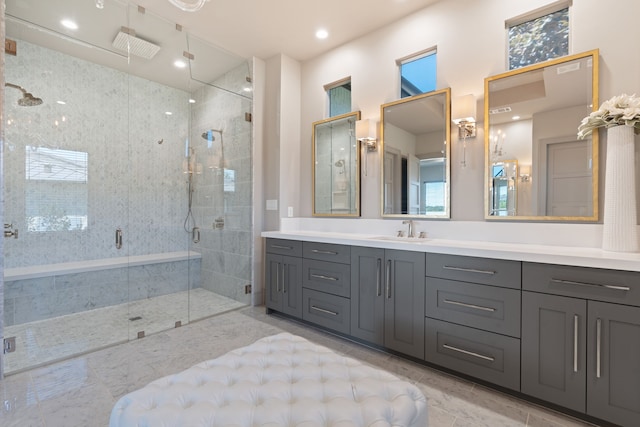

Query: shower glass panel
1 0 252 375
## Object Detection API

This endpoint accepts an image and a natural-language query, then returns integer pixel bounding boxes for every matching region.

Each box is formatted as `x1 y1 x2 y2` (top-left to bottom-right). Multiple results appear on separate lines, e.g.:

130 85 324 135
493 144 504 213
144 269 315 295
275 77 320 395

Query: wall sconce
452 94 477 139
452 94 477 167
356 119 377 152
519 164 531 182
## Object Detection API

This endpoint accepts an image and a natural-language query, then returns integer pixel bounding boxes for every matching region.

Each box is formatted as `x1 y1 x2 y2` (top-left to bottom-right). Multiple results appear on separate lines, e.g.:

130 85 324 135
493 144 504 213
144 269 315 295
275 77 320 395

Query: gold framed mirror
312 111 361 217
484 50 599 220
381 88 451 218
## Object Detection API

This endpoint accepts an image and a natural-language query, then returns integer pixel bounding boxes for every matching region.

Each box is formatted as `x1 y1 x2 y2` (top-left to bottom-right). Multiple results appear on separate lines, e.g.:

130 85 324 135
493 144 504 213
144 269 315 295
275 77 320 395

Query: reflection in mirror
381 88 451 218
313 111 361 216
485 50 599 220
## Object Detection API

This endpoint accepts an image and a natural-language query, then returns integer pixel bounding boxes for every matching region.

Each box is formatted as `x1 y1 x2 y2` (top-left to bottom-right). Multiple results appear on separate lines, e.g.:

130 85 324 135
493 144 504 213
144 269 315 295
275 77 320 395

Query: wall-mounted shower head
5 82 43 106
201 129 222 141
334 160 345 167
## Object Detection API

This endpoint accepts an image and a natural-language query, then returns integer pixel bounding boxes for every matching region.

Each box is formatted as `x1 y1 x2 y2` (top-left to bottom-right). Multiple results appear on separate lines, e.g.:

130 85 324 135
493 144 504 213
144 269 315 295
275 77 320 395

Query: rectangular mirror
485 50 599 221
312 111 361 216
381 88 451 218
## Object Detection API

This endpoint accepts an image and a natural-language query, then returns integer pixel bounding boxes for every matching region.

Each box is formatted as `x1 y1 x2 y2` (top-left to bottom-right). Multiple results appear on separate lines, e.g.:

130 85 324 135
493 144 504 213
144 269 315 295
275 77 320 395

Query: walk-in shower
1 0 253 376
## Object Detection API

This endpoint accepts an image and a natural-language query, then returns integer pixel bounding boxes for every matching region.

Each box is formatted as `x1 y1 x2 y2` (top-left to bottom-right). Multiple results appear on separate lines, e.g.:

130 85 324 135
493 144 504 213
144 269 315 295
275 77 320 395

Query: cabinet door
384 249 425 359
521 291 586 412
265 253 282 311
587 302 640 426
350 246 385 345
281 255 303 318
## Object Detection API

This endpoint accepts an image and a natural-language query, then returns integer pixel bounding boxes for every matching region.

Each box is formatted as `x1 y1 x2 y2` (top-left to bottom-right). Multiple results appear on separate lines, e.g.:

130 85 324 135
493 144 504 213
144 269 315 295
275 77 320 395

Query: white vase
602 125 639 252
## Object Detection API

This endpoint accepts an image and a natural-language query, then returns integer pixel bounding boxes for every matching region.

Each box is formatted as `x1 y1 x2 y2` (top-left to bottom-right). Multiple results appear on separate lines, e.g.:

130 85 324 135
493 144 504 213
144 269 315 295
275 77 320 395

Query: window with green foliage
399 51 437 98
25 146 88 232
327 81 351 117
508 7 569 70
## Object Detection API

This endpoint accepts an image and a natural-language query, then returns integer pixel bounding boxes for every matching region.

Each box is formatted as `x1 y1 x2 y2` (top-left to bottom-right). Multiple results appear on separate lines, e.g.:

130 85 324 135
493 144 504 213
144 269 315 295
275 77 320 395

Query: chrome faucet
402 220 415 238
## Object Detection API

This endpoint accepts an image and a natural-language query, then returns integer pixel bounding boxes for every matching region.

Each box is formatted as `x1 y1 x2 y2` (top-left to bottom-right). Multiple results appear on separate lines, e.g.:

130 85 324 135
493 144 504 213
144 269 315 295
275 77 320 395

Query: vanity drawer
303 241 350 264
302 288 351 335
303 259 351 298
265 238 302 257
426 254 521 289
426 278 521 338
425 318 520 391
523 262 640 307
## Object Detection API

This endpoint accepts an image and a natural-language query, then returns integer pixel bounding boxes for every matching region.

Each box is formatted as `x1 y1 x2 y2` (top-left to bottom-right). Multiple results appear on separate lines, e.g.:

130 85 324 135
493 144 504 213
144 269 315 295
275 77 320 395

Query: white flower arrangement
577 93 640 139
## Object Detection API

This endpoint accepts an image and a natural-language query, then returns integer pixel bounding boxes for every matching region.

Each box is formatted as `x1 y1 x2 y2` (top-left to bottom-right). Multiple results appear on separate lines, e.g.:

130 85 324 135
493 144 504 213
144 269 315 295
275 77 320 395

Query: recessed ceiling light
315 29 328 39
57 100 66 105
512 115 520 120
61 19 78 30
174 60 187 69
188 99 196 104
165 111 173 116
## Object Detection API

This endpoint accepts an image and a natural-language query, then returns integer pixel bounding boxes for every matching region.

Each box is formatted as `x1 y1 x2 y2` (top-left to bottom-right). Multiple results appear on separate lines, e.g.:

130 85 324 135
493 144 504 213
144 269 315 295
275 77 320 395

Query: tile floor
0 306 601 427
3 288 245 374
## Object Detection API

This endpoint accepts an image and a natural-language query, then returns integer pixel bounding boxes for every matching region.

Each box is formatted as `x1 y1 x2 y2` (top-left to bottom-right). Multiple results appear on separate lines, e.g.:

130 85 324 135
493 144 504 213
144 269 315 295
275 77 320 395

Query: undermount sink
369 235 429 243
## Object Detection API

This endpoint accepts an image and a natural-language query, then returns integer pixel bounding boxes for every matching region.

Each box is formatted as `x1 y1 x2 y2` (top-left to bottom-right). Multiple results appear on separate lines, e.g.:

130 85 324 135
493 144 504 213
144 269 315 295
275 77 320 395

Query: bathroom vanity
263 231 640 427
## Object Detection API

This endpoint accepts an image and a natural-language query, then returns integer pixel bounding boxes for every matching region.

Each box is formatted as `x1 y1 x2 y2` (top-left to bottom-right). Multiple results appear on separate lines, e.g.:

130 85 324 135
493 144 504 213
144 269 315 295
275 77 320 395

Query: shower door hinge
245 112 252 122
5 38 17 56
4 337 16 354
183 51 195 60
244 284 252 294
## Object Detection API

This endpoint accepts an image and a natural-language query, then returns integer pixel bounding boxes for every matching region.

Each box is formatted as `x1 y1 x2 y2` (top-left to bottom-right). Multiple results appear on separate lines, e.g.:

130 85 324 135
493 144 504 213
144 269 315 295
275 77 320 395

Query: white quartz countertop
262 230 640 272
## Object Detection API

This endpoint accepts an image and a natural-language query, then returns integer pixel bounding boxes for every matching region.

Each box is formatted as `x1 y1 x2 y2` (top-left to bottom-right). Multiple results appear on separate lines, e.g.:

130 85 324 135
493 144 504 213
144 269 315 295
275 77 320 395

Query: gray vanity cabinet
425 254 522 391
586 301 640 426
265 239 303 318
523 262 640 427
350 246 385 345
350 246 425 359
521 291 587 412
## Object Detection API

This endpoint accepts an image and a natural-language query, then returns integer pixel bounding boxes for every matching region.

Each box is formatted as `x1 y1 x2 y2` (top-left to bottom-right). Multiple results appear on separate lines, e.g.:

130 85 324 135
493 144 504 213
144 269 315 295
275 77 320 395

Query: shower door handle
115 228 123 249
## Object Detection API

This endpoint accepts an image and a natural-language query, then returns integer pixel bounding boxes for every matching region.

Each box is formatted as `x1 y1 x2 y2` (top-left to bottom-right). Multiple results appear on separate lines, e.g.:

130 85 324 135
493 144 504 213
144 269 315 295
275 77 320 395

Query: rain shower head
5 82 43 106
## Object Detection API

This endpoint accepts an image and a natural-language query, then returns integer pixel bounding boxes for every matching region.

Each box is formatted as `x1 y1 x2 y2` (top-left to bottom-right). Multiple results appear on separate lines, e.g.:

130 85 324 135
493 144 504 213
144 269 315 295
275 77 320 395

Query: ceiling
133 0 443 61
4 0 442 92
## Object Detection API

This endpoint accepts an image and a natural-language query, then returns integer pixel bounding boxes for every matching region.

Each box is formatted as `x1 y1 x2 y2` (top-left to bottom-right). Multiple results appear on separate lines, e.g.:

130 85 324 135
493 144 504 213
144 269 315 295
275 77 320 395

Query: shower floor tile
3 288 244 374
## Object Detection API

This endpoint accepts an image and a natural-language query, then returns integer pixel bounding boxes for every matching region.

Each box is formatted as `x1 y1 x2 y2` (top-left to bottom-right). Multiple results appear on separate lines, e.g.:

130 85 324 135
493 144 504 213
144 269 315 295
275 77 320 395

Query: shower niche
312 111 361 216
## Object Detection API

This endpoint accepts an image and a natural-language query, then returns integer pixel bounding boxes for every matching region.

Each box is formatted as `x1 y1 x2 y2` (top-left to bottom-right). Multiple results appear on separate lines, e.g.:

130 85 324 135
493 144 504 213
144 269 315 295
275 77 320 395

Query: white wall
292 0 640 232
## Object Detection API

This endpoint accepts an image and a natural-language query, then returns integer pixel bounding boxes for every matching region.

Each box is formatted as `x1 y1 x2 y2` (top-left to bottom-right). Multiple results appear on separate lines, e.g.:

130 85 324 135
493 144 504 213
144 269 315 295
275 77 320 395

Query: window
25 146 88 232
326 79 351 117
424 181 445 214
507 3 570 70
399 49 437 98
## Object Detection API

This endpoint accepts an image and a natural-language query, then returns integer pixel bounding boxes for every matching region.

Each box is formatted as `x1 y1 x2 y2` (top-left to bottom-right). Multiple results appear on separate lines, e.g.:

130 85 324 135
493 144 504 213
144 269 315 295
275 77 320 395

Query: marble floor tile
0 306 604 427
3 288 245 374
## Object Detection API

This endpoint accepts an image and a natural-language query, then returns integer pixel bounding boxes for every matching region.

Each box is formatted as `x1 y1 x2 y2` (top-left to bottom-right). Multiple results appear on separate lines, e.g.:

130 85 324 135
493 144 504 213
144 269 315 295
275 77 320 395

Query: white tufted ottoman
109 332 427 426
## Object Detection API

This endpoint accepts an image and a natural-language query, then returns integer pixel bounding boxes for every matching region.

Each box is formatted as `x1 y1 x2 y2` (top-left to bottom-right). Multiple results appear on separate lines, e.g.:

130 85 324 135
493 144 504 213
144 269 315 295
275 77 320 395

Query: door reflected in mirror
312 111 361 216
381 88 451 218
485 50 599 221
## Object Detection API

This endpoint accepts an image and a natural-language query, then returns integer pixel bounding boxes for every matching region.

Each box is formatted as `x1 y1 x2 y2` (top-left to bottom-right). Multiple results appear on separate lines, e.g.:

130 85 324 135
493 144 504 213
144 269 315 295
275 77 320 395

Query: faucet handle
397 230 405 237
419 231 427 239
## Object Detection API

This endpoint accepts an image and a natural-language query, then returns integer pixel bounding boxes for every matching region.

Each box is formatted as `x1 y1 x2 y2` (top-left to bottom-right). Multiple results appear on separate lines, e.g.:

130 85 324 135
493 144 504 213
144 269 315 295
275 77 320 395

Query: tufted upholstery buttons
110 333 427 427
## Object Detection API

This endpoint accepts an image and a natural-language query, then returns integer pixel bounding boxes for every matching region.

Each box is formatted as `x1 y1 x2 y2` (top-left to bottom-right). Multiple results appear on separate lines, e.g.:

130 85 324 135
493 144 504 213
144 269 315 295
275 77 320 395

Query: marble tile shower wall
189 64 253 304
3 40 190 268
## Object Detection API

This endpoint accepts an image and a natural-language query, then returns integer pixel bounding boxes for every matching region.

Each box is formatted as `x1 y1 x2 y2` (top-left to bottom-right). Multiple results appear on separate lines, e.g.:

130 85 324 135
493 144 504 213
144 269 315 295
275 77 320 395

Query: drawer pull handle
443 299 496 313
596 318 602 379
271 244 293 250
573 314 579 373
442 344 495 362
311 249 338 255
310 273 338 282
386 260 392 299
550 278 630 292
311 305 338 316
443 265 496 275
376 258 382 297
